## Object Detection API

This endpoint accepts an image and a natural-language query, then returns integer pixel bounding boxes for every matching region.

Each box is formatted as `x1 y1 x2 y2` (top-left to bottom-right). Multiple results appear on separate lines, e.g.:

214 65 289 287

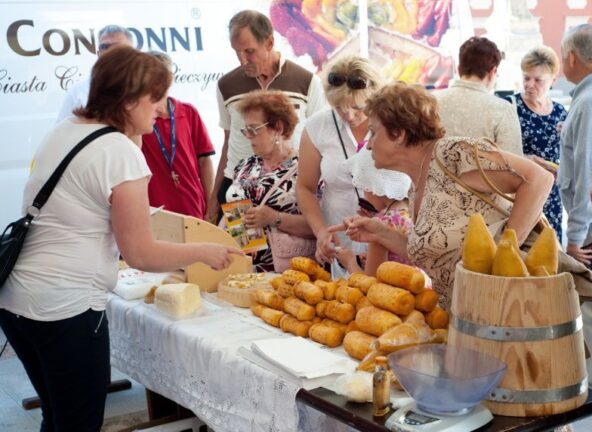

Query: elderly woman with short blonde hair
296 56 384 268
504 46 568 241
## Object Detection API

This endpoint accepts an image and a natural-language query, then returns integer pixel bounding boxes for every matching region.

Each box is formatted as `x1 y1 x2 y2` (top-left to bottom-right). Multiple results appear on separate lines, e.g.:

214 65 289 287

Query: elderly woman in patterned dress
504 46 568 242
330 82 554 310
226 90 313 272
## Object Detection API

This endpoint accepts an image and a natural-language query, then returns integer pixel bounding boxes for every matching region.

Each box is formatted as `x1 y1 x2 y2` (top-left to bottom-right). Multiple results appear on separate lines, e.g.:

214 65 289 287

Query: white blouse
0 120 151 321
304 109 361 248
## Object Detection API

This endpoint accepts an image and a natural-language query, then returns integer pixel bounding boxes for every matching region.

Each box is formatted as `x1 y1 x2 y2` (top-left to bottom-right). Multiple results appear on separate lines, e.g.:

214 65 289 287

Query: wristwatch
273 212 282 227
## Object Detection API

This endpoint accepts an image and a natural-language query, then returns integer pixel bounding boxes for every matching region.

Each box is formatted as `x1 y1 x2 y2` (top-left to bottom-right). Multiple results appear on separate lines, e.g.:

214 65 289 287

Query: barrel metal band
487 378 588 404
450 314 582 341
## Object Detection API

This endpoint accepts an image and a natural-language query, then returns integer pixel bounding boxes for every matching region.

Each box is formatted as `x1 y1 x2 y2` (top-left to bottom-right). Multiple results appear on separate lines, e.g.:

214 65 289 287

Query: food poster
221 199 269 254
270 0 474 88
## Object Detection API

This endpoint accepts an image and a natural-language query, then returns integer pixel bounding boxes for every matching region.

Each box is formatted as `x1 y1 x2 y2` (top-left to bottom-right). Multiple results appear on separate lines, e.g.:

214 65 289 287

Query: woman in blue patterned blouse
505 46 568 241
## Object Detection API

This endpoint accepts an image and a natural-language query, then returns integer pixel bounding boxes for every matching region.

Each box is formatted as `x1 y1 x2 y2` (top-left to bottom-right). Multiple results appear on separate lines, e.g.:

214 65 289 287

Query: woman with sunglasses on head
296 56 383 271
226 90 314 272
0 46 241 432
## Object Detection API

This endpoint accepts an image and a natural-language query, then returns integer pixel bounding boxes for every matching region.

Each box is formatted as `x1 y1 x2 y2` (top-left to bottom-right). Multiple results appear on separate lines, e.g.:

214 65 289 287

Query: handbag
259 163 316 272
0 126 116 288
434 137 592 298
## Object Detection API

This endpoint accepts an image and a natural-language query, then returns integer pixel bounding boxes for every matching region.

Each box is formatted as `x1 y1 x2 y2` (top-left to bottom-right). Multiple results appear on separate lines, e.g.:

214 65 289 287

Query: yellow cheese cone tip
492 240 529 277
462 213 497 274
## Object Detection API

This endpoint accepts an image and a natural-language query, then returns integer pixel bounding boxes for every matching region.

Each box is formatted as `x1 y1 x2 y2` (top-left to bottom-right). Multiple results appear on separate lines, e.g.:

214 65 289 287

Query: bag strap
434 151 511 218
434 138 548 232
331 110 361 201
30 126 117 214
471 137 516 204
259 162 298 206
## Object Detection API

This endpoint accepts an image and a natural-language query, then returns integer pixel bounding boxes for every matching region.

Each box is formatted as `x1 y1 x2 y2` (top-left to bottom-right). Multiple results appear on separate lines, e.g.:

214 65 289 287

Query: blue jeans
0 308 110 432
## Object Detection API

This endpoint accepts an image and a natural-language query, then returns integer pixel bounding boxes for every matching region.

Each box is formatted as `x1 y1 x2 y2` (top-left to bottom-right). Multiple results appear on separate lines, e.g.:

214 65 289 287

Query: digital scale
384 401 493 432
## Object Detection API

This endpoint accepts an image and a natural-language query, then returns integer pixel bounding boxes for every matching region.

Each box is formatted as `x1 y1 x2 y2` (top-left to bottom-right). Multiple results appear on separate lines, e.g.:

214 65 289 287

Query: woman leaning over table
0 46 241 432
330 82 554 310
296 55 383 269
226 90 314 272
503 46 568 242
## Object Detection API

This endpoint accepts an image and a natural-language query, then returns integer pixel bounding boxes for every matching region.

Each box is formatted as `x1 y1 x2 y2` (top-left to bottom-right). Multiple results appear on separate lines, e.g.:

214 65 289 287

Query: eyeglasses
358 197 378 214
327 73 368 90
240 122 269 138
98 42 116 52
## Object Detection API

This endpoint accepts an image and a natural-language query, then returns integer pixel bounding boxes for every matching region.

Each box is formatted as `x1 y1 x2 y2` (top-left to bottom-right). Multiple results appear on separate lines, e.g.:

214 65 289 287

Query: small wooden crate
151 209 252 292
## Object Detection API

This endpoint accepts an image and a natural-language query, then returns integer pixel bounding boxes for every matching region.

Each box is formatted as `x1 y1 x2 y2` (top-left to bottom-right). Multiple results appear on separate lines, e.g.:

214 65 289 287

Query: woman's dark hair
458 37 502 79
238 90 298 139
75 46 172 132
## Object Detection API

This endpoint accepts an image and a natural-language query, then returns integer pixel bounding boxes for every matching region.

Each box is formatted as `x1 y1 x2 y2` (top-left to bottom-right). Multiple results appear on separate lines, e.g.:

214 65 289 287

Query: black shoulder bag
0 126 116 288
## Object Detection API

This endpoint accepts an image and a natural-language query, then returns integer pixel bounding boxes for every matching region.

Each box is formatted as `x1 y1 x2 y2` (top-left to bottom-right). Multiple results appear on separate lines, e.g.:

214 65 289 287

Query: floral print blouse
407 137 514 311
505 93 567 241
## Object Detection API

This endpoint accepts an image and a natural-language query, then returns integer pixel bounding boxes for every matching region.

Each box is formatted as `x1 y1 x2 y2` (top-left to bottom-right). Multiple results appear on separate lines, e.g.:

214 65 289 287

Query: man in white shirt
56 25 133 123
206 10 326 222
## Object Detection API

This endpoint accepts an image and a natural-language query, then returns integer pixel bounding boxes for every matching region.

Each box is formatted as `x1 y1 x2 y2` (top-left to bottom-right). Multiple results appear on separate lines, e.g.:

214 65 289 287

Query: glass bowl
388 344 507 415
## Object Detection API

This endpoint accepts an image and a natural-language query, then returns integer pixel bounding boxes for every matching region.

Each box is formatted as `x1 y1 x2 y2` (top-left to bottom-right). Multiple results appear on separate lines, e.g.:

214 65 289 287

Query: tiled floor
2 333 592 431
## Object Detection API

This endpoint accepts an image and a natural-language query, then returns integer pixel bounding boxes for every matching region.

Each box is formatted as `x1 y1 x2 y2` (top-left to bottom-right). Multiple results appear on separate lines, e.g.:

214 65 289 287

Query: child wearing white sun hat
336 146 430 287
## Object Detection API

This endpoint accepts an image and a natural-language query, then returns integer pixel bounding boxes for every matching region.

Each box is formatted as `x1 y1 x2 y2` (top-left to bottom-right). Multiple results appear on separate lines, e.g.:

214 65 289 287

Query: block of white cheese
155 283 202 317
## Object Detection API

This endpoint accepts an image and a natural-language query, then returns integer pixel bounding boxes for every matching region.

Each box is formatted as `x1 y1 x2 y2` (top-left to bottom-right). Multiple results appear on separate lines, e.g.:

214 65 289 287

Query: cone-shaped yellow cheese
525 227 559 275
462 213 497 274
500 228 519 252
492 240 529 277
531 266 550 277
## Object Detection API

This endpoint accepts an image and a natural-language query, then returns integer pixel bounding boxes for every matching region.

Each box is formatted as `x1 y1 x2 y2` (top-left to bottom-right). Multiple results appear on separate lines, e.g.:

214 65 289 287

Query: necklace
261 147 295 174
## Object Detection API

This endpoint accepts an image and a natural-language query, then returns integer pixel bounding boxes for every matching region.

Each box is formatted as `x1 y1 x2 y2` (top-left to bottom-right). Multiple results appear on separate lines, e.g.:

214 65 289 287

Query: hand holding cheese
155 283 202 317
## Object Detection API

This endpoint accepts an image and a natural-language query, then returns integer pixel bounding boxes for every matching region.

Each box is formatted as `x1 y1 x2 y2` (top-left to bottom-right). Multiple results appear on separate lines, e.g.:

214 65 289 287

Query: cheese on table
155 283 202 317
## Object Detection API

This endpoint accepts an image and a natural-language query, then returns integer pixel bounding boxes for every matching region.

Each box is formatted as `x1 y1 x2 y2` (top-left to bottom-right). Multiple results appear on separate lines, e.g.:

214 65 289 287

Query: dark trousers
0 308 110 432
216 176 234 224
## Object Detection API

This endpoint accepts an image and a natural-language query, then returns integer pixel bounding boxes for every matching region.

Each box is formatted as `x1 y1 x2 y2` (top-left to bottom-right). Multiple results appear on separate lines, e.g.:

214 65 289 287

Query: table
107 293 348 432
107 294 592 432
298 387 592 432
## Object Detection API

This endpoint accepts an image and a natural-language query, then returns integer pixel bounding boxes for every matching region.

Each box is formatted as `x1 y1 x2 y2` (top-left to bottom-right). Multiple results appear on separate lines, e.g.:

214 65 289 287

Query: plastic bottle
373 356 391 417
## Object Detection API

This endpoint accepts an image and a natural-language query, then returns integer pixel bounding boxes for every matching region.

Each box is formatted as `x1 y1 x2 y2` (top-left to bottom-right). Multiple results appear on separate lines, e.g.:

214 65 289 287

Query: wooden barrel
448 263 588 417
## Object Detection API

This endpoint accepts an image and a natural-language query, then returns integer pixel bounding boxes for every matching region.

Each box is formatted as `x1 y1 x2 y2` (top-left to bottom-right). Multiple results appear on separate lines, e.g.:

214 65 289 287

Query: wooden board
151 209 252 292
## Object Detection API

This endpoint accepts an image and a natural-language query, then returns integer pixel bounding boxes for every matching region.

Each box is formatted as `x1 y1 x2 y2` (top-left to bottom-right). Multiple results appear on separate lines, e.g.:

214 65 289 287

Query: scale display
402 410 439 425
385 402 493 432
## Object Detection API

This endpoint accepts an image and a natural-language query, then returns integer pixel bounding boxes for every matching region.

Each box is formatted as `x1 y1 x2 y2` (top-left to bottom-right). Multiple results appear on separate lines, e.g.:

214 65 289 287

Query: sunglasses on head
240 122 269 138
358 197 378 214
327 72 368 90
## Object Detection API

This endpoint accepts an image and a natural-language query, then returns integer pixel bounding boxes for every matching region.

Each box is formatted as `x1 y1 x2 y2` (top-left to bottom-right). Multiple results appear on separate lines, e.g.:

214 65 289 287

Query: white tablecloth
107 293 356 432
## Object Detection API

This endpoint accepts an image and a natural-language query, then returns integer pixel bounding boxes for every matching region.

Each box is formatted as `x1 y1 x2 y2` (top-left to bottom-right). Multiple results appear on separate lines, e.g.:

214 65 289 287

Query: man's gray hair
148 51 173 71
98 24 133 42
228 10 273 44
561 23 592 64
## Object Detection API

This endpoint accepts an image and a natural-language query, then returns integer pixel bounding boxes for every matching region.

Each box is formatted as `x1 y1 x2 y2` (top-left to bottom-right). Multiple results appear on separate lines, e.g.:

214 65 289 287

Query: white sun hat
344 146 411 200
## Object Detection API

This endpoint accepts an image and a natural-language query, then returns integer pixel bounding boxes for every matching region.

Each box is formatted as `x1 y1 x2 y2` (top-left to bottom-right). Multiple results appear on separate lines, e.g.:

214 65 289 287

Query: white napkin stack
250 337 356 379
